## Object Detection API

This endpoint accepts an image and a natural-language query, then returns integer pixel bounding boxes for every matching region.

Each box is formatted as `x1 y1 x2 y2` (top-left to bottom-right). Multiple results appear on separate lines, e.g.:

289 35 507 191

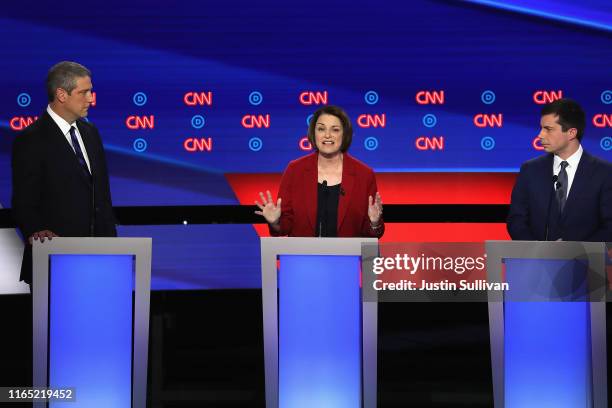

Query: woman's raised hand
255 190 282 225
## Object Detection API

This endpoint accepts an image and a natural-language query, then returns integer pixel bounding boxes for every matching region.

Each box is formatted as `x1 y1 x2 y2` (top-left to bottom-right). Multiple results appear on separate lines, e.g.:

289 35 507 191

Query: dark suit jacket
270 152 384 238
507 150 612 242
12 111 117 283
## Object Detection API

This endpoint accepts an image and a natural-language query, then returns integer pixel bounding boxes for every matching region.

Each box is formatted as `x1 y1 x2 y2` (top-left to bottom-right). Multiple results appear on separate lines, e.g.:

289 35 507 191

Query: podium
486 240 608 408
0 228 29 294
260 237 378 408
33 237 152 407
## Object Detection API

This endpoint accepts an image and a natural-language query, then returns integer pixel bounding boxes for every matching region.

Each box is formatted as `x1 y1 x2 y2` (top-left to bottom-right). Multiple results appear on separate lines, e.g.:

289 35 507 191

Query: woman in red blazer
255 105 384 238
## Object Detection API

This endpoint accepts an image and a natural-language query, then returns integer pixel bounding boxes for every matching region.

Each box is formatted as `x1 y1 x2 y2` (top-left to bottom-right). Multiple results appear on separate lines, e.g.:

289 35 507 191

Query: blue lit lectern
486 240 608 408
33 237 152 408
261 237 378 408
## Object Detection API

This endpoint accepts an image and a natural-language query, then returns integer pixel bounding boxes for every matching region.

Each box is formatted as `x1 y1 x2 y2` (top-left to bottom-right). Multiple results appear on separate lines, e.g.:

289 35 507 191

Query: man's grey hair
46 61 91 102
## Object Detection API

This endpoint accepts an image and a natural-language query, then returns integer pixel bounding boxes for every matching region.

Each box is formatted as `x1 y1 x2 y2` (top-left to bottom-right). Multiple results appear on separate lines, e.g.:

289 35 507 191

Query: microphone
339 185 345 196
90 173 96 237
319 180 328 237
545 174 558 241
552 174 561 191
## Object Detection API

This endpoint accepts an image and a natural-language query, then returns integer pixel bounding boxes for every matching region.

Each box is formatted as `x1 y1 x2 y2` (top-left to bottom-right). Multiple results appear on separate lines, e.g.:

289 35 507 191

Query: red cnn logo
241 114 270 128
473 114 503 128
299 137 312 151
184 91 213 106
91 92 97 107
415 136 445 150
533 90 562 105
532 136 545 151
184 137 213 152
126 115 155 130
592 114 612 128
299 91 328 105
415 90 445 105
10 116 38 131
357 114 386 128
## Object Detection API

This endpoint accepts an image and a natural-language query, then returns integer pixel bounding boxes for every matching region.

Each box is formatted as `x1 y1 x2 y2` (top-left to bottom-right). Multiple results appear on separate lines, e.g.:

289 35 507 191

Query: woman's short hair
307 105 353 152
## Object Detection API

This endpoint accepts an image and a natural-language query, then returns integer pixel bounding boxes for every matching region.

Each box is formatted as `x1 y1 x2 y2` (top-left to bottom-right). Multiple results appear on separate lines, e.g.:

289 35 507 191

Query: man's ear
55 88 67 103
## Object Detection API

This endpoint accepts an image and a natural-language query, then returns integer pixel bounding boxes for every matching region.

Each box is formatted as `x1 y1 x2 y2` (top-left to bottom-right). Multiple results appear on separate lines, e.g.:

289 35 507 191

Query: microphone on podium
319 180 328 237
545 174 559 241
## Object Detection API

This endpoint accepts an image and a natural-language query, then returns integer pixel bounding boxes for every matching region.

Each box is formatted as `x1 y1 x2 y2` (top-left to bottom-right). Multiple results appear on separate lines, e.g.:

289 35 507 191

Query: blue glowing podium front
486 240 608 408
260 237 378 408
33 237 152 408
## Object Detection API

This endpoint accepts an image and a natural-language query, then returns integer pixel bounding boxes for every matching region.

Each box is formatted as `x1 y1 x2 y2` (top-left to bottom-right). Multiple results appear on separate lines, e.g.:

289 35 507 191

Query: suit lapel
43 112 75 159
304 154 318 230
337 154 355 231
43 113 92 186
562 151 592 219
537 154 555 215
76 121 97 177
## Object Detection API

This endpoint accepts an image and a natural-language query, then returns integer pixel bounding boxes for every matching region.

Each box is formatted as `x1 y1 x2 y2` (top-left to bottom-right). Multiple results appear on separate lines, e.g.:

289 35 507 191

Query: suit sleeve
11 133 45 239
269 162 294 236
94 128 117 237
360 170 384 238
506 163 536 240
586 163 612 242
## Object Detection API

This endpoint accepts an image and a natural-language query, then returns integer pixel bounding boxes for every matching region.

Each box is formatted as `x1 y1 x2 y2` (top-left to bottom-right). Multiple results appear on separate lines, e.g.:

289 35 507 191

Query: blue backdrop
0 1 610 290
0 0 610 207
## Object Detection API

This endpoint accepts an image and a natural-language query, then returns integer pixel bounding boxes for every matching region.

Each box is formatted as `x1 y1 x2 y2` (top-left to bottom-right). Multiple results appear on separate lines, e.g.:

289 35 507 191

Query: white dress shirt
553 144 582 199
47 105 91 172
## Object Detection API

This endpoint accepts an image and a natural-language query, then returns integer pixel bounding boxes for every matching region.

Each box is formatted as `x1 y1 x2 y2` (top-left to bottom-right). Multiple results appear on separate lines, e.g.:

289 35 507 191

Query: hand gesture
255 190 282 225
29 230 58 245
368 192 383 224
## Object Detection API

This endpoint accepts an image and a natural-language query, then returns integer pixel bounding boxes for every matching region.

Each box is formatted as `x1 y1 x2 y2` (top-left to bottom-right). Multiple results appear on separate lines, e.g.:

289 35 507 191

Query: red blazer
270 152 384 238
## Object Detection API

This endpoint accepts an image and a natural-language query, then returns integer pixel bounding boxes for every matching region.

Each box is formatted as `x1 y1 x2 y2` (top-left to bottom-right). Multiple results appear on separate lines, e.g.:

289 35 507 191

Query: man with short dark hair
507 98 612 242
12 61 117 285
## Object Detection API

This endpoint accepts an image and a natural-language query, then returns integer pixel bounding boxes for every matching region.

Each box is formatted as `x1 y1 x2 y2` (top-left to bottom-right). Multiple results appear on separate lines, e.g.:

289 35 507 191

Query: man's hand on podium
29 230 58 245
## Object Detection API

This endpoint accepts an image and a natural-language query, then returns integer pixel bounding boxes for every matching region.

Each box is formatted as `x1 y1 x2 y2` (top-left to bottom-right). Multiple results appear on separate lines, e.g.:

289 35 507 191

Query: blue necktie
69 126 91 179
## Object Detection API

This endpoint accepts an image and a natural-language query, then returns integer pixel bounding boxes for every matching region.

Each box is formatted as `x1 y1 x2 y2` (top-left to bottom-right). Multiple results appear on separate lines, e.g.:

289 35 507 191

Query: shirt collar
554 144 582 170
47 105 76 136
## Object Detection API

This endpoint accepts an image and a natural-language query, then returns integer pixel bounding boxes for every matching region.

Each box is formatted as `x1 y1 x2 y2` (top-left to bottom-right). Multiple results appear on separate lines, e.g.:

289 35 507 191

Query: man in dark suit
507 98 612 242
12 61 117 285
